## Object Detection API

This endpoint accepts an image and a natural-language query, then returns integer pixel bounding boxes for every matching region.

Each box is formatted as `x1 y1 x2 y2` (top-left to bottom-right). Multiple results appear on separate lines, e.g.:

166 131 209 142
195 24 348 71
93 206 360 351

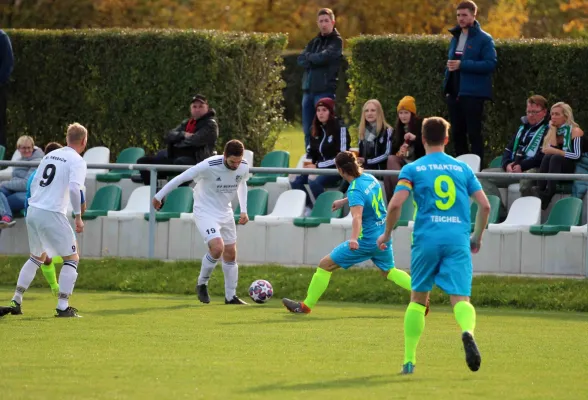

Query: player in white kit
0 123 88 318
153 139 250 304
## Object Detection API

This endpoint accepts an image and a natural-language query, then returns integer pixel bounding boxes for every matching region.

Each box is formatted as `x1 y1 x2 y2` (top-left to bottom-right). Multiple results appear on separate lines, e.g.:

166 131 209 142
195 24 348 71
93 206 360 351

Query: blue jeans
302 92 335 151
291 173 341 207
0 187 26 218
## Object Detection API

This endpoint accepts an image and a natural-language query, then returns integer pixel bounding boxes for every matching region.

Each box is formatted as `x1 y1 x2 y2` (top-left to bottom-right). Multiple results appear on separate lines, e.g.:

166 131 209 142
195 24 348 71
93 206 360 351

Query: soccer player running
376 117 490 375
0 123 88 318
22 142 86 298
282 151 417 314
152 139 250 305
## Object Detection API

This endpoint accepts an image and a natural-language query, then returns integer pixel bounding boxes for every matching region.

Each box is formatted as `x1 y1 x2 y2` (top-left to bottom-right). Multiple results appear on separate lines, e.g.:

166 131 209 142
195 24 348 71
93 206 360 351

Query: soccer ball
248 279 273 304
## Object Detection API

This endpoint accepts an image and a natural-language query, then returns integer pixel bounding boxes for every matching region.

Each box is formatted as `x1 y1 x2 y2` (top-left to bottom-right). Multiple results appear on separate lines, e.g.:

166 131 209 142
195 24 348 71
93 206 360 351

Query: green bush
6 29 287 163
348 35 588 164
0 256 586 312
281 50 350 123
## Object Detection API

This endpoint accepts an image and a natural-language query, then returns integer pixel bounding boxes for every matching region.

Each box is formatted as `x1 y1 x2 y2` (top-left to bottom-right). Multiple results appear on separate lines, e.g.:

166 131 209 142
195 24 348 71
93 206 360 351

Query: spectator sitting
357 99 393 170
383 96 425 200
290 97 350 213
134 94 218 186
534 102 585 209
0 135 44 228
484 95 549 196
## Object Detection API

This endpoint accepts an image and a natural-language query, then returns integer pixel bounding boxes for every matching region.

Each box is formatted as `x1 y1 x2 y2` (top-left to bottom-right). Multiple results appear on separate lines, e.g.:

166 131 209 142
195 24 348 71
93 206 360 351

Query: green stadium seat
529 197 582 236
247 151 290 186
0 145 5 161
96 147 145 182
144 186 193 222
293 191 344 228
488 155 502 169
395 192 414 228
470 195 501 232
234 188 269 222
81 185 122 220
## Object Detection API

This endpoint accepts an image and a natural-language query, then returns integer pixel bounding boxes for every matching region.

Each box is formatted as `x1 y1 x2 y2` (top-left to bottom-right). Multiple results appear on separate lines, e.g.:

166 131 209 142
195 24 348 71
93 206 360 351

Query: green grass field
273 124 306 167
1 288 586 400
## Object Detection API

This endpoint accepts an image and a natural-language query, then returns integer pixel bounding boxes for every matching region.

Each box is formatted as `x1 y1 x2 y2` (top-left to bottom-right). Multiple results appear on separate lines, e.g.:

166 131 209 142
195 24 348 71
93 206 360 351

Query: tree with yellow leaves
485 0 530 39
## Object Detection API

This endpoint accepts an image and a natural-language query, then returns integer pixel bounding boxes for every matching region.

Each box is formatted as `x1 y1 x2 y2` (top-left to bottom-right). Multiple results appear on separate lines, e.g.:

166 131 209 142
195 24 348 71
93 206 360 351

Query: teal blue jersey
395 152 482 246
23 171 36 215
347 173 387 243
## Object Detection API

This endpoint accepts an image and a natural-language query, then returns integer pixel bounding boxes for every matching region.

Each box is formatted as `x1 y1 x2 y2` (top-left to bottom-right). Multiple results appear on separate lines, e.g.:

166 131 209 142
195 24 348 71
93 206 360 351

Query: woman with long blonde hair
357 99 393 170
535 102 585 209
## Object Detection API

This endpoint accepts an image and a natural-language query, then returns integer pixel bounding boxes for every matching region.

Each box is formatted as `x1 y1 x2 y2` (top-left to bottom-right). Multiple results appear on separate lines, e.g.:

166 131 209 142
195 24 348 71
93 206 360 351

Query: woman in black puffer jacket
291 97 350 209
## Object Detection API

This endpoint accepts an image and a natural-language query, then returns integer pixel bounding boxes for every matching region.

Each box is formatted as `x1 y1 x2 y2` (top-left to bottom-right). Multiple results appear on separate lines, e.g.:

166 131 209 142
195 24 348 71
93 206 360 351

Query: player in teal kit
377 117 491 375
282 151 417 314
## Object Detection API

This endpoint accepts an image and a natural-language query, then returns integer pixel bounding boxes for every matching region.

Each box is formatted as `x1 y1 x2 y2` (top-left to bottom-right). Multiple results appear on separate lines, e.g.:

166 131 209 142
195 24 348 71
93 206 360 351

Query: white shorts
194 213 237 245
26 206 77 257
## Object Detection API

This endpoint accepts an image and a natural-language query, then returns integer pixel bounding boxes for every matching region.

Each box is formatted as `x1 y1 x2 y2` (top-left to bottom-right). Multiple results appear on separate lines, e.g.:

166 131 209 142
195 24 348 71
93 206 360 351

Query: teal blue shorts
410 244 472 296
330 239 395 271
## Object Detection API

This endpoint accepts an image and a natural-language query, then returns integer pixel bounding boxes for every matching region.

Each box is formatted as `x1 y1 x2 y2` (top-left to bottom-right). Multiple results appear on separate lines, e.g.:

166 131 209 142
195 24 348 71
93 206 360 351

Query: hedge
347 35 588 165
0 256 587 312
6 29 287 163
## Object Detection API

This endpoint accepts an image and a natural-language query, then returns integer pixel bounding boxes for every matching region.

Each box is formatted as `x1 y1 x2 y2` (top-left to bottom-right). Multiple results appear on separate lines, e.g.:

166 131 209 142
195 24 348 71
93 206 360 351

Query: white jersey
155 155 249 219
28 147 87 215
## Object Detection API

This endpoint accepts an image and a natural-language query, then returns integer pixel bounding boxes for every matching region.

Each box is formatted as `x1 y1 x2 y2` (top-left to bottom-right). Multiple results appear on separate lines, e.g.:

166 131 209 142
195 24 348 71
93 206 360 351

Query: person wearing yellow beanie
397 96 417 115
383 96 425 201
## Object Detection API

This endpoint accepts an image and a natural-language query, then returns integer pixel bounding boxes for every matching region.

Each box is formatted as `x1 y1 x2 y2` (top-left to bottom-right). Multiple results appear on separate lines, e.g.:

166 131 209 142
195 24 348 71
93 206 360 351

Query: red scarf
185 118 197 133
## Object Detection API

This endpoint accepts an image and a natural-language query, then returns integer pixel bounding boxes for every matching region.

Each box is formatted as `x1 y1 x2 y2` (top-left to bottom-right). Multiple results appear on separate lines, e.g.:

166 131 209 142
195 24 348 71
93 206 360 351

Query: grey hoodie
1 147 44 192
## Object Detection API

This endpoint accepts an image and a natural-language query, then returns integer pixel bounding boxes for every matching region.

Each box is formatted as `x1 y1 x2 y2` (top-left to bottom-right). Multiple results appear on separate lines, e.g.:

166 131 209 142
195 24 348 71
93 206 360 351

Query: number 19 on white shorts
194 214 237 245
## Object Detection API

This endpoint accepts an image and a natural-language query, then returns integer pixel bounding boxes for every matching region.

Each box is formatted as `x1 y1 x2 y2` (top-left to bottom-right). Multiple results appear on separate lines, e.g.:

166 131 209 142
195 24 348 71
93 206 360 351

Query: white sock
57 261 78 311
198 253 218 286
222 260 238 300
12 257 42 304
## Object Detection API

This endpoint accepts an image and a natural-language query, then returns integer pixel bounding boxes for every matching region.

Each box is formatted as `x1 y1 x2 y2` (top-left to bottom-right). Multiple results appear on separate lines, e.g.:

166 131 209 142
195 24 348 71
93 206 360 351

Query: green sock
453 301 476 334
387 268 412 291
41 262 58 288
404 302 426 364
302 268 332 309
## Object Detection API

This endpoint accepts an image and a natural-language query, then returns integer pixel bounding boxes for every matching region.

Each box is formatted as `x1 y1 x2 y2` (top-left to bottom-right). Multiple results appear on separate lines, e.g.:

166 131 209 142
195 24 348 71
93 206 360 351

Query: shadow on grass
219 314 396 325
244 374 409 392
85 303 199 316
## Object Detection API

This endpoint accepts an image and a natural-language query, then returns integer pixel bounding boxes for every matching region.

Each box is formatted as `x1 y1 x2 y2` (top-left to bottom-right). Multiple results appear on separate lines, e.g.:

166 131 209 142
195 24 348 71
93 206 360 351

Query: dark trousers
0 85 7 148
538 154 576 202
446 95 485 165
137 149 196 186
290 173 341 207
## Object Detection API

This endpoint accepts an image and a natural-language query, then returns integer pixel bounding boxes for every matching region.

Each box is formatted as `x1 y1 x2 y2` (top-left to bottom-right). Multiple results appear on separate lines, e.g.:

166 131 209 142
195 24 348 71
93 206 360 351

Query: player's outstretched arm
153 163 201 206
470 190 491 252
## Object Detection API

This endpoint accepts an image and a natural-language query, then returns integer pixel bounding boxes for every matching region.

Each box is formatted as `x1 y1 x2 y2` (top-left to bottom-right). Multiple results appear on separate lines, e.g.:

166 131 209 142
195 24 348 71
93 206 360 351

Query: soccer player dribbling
377 116 490 374
152 139 250 305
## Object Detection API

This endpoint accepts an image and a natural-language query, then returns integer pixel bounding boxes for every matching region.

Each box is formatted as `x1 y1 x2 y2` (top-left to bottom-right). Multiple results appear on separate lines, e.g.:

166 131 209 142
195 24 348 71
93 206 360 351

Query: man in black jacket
298 8 343 154
135 94 219 185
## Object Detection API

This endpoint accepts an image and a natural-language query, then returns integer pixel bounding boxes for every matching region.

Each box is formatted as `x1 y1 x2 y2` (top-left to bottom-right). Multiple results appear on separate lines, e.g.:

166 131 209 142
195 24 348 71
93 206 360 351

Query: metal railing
1 160 588 276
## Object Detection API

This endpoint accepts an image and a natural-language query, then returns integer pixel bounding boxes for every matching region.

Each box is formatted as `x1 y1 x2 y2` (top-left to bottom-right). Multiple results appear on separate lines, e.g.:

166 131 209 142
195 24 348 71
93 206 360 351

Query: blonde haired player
153 139 250 304
0 123 88 318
